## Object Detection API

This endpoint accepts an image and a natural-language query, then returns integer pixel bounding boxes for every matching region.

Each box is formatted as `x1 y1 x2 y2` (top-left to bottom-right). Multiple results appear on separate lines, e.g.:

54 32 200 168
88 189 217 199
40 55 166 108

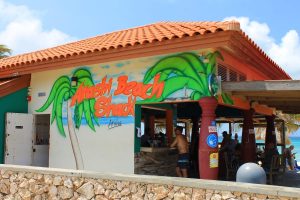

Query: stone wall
0 165 299 200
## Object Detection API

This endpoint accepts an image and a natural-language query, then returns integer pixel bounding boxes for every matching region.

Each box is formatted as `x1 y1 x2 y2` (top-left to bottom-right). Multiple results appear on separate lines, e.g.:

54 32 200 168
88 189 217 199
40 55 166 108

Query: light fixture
71 76 78 87
12 72 19 77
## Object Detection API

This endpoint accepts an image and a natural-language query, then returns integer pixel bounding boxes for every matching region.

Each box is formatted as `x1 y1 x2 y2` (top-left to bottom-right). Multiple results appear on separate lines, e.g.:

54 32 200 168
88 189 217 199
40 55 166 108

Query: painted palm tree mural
36 68 98 170
141 51 233 103
35 51 233 170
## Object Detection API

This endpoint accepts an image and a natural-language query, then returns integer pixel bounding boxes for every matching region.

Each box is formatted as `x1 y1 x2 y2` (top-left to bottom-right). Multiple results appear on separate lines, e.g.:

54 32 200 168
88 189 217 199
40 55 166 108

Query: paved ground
275 170 300 188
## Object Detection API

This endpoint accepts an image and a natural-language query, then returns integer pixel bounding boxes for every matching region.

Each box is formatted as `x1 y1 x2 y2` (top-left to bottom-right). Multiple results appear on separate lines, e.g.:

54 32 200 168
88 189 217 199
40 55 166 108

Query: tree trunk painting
36 69 98 170
67 100 84 170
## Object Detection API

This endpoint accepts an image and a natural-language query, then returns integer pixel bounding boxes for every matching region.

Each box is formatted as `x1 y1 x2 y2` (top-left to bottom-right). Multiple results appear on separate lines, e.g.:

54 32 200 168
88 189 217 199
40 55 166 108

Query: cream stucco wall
27 56 163 173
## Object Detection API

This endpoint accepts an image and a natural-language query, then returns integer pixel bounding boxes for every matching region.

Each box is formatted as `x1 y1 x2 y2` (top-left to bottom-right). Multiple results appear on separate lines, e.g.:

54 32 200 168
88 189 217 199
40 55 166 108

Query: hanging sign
211 120 216 126
207 134 218 148
208 126 217 133
209 152 218 168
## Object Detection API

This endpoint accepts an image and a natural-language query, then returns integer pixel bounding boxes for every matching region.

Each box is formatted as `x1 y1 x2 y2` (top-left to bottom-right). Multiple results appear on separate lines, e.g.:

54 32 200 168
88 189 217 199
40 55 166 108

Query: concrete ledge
1 164 300 198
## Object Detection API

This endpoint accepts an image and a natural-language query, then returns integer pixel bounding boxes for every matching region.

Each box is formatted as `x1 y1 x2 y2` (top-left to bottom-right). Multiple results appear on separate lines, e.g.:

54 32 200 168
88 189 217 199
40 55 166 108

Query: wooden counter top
140 147 176 153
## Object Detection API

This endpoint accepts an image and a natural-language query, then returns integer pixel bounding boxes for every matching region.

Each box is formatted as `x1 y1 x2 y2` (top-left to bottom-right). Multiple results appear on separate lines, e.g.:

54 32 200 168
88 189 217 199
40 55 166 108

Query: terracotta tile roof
0 21 290 79
0 21 240 69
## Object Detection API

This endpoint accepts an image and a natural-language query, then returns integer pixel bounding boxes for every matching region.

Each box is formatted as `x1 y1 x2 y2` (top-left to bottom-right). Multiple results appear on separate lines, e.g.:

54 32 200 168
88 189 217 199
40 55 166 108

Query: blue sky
1 0 299 135
5 0 300 40
0 0 300 78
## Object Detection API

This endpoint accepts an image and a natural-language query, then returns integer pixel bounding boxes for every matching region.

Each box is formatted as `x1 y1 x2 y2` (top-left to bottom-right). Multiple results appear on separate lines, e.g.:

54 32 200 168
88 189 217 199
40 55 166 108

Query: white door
32 145 49 167
5 113 34 165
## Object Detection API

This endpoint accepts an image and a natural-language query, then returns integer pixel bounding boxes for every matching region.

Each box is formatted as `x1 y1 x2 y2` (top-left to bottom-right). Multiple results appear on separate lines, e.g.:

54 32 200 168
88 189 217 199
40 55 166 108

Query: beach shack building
0 21 295 180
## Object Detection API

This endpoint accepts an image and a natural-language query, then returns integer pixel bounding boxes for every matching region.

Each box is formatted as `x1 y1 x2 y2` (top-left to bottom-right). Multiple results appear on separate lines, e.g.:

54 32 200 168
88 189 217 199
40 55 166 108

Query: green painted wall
0 88 28 163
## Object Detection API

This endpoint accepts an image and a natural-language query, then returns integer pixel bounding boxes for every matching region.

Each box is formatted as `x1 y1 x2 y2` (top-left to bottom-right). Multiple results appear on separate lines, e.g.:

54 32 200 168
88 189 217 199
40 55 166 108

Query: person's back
171 126 189 177
227 138 236 162
141 134 150 147
158 132 166 147
176 134 189 154
220 131 228 149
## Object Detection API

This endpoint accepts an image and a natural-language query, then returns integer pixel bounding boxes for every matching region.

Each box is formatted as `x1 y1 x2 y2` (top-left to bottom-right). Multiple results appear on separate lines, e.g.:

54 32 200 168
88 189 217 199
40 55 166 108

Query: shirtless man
170 126 189 177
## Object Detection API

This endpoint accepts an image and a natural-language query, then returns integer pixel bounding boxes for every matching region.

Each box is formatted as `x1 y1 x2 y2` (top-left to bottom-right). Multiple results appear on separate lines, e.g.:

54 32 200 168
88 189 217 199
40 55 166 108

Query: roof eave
0 75 31 98
0 31 233 78
233 31 291 80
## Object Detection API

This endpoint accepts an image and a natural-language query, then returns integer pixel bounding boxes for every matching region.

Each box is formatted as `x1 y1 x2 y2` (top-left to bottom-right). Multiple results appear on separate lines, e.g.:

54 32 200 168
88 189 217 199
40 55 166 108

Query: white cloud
224 16 300 79
0 0 76 55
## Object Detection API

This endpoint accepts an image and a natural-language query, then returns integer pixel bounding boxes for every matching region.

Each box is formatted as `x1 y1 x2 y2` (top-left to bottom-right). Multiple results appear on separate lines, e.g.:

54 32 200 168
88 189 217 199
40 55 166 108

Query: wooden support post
282 120 286 154
166 109 173 145
229 122 232 135
191 117 199 178
149 115 155 139
241 109 256 163
265 115 276 150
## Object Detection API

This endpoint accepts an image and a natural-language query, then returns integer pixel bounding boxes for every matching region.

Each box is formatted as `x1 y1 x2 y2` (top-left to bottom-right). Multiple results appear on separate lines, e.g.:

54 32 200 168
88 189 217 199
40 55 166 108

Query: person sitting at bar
141 132 151 147
170 126 189 178
220 131 228 148
157 131 166 147
220 133 236 162
218 131 229 179
294 158 300 170
234 133 239 145
262 142 279 171
234 143 242 166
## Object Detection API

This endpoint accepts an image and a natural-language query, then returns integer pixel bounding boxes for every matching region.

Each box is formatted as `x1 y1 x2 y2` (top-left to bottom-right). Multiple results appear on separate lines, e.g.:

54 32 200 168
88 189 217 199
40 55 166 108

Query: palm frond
143 56 204 90
0 44 11 59
139 75 204 103
73 68 99 131
205 51 224 74
36 76 70 112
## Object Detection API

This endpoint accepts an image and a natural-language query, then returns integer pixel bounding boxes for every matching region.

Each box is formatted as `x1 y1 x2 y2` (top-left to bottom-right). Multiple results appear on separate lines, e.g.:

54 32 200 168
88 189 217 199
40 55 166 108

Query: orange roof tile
0 21 290 79
0 21 240 68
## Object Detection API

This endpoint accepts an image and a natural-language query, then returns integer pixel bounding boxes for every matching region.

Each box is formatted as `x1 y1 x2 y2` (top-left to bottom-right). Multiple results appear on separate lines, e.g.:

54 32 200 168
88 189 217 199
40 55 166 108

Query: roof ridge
1 20 241 60
1 20 289 80
0 22 163 60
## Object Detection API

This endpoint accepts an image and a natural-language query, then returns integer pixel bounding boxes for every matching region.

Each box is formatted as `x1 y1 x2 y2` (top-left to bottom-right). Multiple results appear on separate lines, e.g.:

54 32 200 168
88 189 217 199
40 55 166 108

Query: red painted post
241 109 256 163
198 97 218 180
265 115 276 150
